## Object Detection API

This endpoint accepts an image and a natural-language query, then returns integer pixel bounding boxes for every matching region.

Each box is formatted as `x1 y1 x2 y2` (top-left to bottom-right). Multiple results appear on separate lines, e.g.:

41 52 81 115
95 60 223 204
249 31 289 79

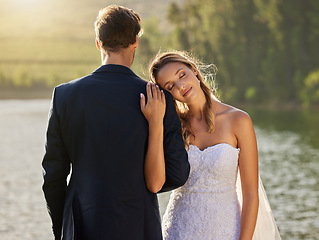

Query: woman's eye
179 73 185 78
168 84 174 90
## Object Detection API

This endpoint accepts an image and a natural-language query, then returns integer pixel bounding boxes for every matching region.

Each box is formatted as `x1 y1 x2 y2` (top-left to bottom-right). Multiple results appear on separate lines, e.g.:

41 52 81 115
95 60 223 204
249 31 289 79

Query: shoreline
0 88 53 100
232 102 319 112
1 88 318 111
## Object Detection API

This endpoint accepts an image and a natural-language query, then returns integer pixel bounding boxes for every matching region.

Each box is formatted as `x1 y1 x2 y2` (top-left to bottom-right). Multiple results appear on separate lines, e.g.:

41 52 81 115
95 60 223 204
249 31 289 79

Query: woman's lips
183 87 192 97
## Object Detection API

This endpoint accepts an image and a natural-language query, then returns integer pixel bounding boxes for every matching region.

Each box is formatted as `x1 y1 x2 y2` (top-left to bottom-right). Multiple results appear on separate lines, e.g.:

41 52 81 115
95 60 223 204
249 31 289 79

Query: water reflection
250 109 319 238
249 109 319 149
256 127 319 239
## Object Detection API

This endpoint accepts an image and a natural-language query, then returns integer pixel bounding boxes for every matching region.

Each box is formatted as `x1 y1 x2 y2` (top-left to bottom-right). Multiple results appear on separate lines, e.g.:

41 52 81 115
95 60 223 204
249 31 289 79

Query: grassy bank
1 87 318 111
0 88 53 99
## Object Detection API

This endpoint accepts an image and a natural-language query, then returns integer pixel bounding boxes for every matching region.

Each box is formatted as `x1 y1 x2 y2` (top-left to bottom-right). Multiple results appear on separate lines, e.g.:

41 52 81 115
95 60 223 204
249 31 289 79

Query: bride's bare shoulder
217 102 252 126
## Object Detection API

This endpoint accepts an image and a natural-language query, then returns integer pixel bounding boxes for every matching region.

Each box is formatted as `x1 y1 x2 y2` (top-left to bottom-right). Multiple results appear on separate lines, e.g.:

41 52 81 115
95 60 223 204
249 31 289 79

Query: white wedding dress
162 143 281 240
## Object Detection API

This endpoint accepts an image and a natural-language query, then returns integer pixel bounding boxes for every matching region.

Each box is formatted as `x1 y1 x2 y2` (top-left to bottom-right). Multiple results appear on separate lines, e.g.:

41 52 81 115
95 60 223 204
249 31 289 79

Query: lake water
0 99 318 239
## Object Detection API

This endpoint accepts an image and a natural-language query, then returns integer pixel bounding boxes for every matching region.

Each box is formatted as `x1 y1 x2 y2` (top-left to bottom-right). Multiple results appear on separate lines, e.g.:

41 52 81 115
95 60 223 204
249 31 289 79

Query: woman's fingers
147 82 165 100
161 90 165 104
145 82 165 104
140 93 145 110
140 83 166 122
146 83 153 99
152 83 158 99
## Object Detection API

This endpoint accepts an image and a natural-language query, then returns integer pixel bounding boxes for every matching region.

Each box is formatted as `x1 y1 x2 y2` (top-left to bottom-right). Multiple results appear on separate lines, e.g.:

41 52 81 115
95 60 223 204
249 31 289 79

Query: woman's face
156 62 202 104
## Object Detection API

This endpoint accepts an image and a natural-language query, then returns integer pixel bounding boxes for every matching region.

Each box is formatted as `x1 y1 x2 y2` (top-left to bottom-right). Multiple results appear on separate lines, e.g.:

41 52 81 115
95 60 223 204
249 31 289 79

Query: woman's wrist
148 121 164 130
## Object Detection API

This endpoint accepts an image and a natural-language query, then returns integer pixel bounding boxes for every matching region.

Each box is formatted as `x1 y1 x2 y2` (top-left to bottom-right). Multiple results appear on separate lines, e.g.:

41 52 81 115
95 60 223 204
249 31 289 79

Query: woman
141 51 281 239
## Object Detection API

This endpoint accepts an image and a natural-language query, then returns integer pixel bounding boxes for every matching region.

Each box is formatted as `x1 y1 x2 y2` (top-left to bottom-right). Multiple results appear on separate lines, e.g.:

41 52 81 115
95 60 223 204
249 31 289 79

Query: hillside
0 0 185 94
0 0 184 40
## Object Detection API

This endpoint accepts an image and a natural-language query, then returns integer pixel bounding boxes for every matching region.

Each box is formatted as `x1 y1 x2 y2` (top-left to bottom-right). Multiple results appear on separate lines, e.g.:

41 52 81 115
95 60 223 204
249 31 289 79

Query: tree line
139 0 319 108
1 0 318 108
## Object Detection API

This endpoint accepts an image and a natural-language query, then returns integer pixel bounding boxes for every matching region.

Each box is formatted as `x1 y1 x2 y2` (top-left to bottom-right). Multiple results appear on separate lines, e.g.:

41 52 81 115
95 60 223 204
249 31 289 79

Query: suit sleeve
159 92 190 193
42 87 71 239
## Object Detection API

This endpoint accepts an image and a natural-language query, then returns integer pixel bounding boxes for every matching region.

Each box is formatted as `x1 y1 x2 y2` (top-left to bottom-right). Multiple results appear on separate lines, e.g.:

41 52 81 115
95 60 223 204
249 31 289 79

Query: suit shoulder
54 74 95 97
56 74 92 89
132 75 149 86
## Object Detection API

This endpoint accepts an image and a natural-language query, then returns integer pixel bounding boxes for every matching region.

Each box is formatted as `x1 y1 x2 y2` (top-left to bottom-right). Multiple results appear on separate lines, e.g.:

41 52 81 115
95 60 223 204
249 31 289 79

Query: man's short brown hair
94 5 142 53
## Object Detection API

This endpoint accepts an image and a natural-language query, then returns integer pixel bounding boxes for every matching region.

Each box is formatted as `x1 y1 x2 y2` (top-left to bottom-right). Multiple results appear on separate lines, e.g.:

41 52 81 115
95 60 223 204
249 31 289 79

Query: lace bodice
162 143 241 240
181 143 240 193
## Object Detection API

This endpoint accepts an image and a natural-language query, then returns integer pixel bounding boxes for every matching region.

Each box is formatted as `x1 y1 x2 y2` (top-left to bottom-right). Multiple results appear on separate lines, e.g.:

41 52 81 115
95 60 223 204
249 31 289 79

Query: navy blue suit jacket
42 64 190 240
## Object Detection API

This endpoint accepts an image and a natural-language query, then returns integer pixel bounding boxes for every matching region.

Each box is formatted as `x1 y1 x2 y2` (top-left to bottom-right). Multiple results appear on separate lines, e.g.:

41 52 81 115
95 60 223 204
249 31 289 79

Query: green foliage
163 0 319 107
0 0 181 93
301 69 319 107
245 87 257 101
0 38 100 90
13 67 32 87
46 72 61 88
0 69 7 87
1 0 318 107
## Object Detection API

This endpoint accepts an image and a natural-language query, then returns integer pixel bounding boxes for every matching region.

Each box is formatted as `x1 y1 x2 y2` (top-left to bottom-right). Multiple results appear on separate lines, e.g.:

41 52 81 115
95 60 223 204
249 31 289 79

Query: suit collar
93 64 139 78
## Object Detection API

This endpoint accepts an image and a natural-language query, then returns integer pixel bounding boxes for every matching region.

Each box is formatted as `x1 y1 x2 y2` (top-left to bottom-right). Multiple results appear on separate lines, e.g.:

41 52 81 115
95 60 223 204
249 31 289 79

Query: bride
141 51 281 239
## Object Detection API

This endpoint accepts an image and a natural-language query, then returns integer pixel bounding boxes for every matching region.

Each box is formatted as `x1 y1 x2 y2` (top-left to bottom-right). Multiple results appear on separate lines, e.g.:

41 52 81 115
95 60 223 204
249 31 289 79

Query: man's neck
101 50 133 68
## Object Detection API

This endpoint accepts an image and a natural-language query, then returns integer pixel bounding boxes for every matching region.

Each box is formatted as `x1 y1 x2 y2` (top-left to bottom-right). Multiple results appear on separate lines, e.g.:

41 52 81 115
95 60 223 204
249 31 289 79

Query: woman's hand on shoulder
140 83 166 126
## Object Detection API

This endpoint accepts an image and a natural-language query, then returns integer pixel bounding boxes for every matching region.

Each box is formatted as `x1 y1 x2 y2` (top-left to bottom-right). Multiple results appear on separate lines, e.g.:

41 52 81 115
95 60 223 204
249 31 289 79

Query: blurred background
0 0 318 239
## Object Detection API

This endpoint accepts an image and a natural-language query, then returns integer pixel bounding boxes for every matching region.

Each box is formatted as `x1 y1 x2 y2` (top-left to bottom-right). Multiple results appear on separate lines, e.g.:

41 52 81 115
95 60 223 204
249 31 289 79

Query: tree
165 0 319 107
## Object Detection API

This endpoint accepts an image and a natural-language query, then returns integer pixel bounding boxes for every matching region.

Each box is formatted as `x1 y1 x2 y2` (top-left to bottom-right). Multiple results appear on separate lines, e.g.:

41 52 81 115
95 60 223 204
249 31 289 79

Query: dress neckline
189 143 239 153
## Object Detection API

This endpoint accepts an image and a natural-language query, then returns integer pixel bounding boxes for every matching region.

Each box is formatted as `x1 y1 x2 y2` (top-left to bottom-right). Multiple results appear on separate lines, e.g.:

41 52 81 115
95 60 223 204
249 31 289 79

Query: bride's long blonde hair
149 51 218 148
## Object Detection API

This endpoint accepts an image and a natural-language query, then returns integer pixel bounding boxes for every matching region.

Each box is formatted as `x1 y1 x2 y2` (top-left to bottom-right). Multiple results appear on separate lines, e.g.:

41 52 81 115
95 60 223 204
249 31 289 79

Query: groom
42 5 189 240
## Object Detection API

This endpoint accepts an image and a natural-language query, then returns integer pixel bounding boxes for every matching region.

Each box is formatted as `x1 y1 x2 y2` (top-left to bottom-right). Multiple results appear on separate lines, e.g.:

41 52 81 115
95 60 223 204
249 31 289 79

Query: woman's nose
177 82 185 92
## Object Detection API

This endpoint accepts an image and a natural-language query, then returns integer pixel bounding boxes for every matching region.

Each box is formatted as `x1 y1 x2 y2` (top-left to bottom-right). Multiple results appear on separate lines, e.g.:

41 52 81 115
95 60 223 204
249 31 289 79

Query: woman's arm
158 91 189 192
140 83 166 193
234 111 259 240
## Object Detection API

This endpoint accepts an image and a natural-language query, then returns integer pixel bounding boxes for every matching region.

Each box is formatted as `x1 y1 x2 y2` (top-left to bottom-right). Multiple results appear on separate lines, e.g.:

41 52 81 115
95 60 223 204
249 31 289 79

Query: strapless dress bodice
180 143 240 193
162 143 241 240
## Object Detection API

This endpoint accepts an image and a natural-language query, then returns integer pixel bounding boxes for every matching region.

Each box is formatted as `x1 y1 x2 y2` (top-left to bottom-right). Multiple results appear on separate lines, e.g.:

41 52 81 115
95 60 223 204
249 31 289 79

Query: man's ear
96 40 101 51
133 36 138 50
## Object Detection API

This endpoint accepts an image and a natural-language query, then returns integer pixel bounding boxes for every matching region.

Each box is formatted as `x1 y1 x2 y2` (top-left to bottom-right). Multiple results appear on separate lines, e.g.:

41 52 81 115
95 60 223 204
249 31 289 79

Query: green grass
0 38 99 62
0 38 101 92
0 0 185 98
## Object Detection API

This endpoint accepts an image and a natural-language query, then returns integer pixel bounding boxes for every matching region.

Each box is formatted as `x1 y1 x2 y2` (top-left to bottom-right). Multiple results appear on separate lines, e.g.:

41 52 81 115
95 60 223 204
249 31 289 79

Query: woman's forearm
144 122 166 193
239 193 259 240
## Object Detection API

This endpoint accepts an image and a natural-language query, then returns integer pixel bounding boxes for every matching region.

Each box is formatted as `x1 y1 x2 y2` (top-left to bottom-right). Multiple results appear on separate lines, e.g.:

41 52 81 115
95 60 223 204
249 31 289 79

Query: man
42 5 189 240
